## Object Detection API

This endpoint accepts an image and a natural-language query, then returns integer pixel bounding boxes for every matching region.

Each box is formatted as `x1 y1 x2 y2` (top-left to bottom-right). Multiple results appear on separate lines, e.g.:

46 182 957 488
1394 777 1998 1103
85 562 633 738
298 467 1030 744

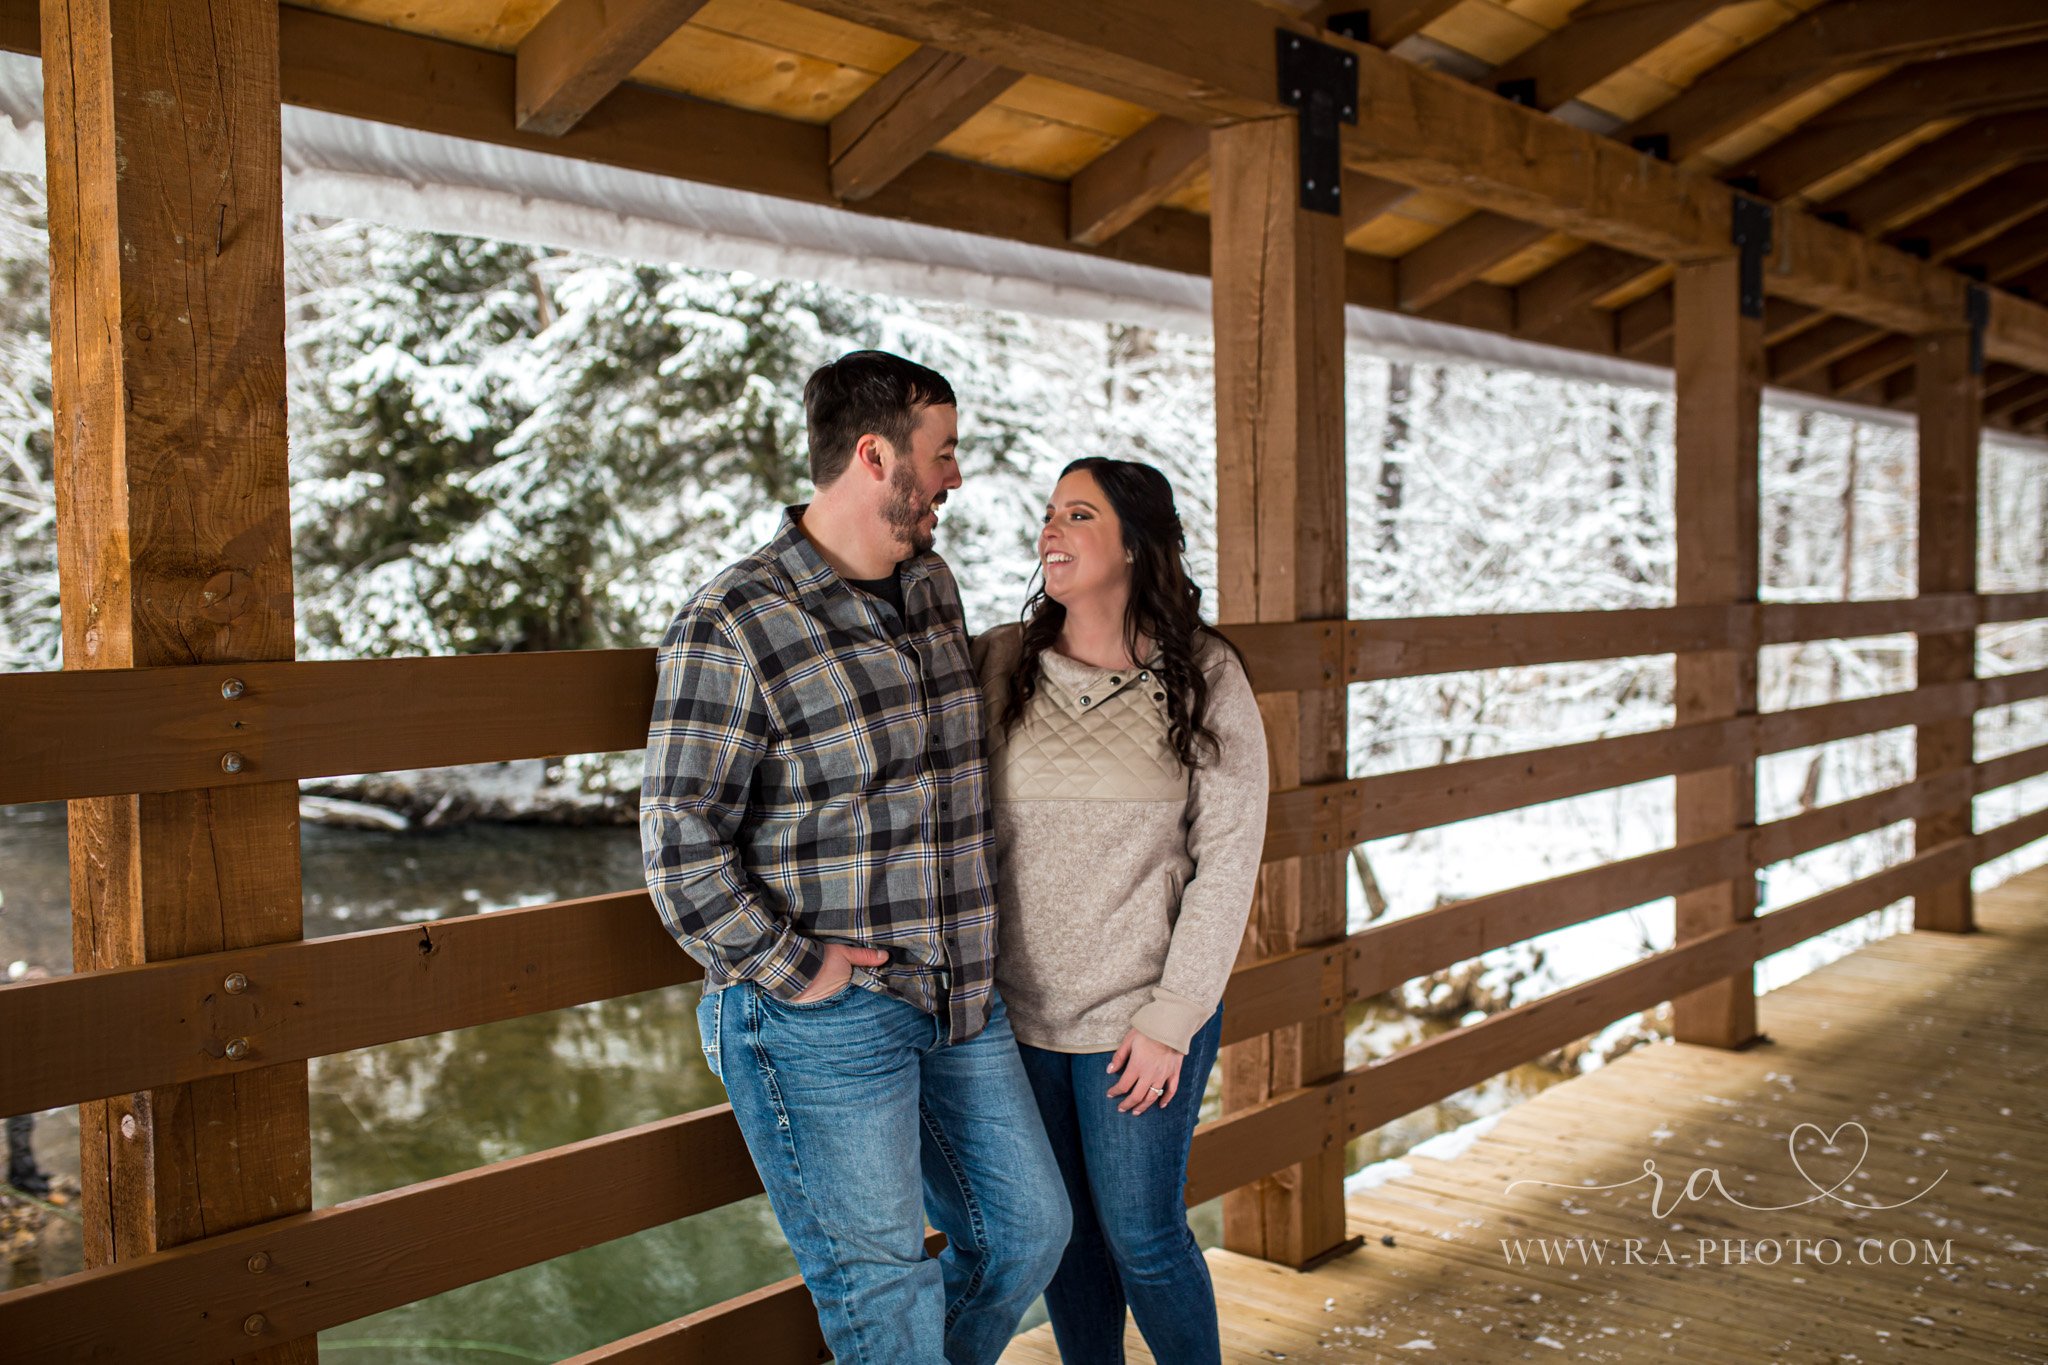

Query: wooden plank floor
1004 865 2048 1364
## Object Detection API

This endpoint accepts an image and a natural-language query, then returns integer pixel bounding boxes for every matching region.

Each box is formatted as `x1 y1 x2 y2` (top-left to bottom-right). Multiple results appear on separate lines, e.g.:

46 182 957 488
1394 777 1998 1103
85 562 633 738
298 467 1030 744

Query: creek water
0 801 1561 1361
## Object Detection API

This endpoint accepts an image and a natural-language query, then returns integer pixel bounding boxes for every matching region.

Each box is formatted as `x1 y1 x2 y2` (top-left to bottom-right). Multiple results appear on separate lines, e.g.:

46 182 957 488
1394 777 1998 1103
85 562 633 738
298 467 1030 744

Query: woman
972 457 1268 1364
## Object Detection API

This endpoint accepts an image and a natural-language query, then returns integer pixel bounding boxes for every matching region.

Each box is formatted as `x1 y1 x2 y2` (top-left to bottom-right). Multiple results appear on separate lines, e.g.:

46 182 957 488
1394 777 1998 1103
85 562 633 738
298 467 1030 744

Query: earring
1125 550 1135 563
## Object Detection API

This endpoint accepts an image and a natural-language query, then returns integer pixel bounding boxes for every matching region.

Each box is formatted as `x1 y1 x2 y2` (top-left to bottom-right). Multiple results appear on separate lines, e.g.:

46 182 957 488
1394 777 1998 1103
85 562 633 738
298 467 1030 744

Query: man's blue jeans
1015 1008 1226 1365
699 980 1069 1365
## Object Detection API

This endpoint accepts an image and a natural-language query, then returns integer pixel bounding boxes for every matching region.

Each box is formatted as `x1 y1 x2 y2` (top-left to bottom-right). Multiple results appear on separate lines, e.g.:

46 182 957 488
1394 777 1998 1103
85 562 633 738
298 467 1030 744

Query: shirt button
1110 676 1121 685
1139 671 1149 680
1080 695 1090 705
1154 691 1166 701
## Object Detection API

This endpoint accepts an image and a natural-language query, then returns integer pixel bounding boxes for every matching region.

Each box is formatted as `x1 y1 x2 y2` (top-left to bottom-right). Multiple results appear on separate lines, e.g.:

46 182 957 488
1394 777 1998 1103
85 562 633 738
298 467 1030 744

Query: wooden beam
1398 212 1551 310
1210 115 1355 1272
1736 45 2048 202
1353 0 1465 48
514 0 711 136
1515 243 1650 339
1817 110 2048 232
1829 334 1915 395
39 0 312 1358
1770 316 1883 384
1670 256 1762 1050
9 0 2038 374
1959 213 2048 284
1618 0 2048 167
1391 0 1727 320
2014 394 2048 429
829 45 1021 201
1981 363 2028 400
1898 164 2048 264
1341 167 1415 235
1068 115 1210 245
0 1104 763 1362
1986 372 2048 420
1617 286 1673 355
1482 0 1732 114
1912 328 1979 933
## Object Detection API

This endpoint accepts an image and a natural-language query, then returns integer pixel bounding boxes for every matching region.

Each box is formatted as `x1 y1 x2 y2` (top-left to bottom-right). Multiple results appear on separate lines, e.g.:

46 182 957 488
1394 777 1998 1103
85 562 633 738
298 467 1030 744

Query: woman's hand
1105 1028 1185 1115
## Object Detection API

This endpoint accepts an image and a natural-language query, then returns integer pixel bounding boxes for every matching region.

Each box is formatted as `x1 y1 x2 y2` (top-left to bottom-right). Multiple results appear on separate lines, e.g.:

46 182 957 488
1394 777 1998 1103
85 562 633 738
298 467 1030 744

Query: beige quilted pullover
972 624 1269 1053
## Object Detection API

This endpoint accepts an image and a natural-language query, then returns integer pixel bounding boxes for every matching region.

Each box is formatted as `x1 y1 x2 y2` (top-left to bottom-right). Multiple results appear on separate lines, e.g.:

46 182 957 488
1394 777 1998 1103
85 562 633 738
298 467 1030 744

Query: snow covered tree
0 172 54 671
285 222 880 658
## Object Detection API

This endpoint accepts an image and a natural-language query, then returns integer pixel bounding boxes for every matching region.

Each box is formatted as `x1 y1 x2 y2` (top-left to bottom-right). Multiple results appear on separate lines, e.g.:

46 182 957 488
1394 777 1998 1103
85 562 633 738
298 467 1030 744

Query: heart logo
1788 1121 1870 1200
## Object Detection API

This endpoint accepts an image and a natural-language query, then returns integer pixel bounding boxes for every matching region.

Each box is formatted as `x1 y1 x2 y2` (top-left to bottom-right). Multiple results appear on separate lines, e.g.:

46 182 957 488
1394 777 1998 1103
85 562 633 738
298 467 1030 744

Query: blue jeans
699 981 1069 1365
1016 1008 1225 1365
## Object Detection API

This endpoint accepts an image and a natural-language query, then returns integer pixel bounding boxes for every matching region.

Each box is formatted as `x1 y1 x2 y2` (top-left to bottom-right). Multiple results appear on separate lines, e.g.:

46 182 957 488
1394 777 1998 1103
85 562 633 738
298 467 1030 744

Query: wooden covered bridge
2 0 2046 1359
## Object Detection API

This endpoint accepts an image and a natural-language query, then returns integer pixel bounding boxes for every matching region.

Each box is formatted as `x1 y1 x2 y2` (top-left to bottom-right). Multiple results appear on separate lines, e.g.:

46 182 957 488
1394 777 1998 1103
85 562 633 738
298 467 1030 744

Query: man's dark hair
803 350 957 487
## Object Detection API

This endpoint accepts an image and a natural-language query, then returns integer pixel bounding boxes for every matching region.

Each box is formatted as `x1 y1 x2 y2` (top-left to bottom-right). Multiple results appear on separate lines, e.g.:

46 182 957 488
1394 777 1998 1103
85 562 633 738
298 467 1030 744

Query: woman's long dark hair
1000 457 1245 768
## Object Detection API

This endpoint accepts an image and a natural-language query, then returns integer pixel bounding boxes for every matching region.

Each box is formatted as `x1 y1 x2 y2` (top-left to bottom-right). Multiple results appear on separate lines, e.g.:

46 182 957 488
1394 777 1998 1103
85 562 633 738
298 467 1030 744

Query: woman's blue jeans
1015 1008 1225 1365
699 980 1069 1365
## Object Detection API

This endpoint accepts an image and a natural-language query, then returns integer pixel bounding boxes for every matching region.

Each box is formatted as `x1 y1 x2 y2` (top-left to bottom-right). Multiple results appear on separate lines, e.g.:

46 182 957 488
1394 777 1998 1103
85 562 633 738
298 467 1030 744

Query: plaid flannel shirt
639 506 999 1043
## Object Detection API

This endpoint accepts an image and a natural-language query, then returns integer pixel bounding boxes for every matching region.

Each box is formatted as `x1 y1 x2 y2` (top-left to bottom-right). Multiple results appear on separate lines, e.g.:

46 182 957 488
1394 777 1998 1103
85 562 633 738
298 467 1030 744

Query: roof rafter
765 0 2046 366
514 0 712 136
1817 111 2048 232
1736 44 2048 201
1386 0 1737 313
828 46 1021 201
1957 213 2048 286
1619 0 2048 167
1893 165 2048 265
1484 0 1733 115
1829 335 1914 395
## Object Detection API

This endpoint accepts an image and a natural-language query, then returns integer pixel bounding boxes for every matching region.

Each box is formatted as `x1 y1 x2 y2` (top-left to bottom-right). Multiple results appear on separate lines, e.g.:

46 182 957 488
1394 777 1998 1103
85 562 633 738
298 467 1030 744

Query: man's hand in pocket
791 944 891 1003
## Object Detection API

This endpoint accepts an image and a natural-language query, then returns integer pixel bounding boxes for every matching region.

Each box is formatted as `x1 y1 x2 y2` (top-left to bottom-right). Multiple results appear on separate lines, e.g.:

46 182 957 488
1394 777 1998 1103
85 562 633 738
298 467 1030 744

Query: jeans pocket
770 978 859 1011
698 986 725 1082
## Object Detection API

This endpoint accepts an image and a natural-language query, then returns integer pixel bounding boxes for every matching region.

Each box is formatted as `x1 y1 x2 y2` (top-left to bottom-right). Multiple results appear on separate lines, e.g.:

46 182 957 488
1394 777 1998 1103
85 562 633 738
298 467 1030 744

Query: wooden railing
2 594 2045 1361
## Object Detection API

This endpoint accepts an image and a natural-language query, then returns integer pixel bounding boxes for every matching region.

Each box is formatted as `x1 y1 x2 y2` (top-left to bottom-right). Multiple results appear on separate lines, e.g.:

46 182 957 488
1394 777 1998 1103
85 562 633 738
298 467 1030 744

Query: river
0 801 1562 1361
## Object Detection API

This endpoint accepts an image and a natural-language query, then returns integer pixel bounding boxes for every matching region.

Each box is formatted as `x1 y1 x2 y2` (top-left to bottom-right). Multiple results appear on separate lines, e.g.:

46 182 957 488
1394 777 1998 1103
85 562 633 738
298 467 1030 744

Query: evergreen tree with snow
0 172 54 671
286 222 878 658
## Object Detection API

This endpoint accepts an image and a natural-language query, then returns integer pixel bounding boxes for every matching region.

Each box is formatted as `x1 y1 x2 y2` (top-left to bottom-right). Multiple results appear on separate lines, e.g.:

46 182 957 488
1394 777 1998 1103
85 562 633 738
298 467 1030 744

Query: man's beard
883 460 936 557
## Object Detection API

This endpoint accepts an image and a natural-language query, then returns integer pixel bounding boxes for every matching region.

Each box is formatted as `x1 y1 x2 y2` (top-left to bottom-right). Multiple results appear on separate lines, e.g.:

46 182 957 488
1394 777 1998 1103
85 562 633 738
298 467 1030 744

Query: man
640 350 1067 1365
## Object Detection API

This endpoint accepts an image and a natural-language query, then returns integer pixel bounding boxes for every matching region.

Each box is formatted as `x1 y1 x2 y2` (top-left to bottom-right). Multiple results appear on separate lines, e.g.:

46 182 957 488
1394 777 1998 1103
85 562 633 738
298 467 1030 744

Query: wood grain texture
1619 0 2048 167
1067 114 1209 246
1015 869 2048 1363
1913 328 1980 934
40 4 311 1357
828 44 1020 200
1670 256 1761 1051
1210 114 1354 1271
515 0 714 135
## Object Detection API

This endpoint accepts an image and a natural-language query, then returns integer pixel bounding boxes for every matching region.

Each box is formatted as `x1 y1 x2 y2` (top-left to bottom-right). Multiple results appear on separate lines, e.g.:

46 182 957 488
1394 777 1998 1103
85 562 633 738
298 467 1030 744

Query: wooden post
1912 328 1980 933
1210 116 1358 1269
1669 258 1762 1050
42 1 314 1357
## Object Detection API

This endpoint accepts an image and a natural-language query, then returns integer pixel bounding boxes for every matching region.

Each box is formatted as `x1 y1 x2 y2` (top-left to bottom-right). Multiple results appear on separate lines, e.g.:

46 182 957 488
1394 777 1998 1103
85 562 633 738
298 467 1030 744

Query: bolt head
248 1252 271 1274
224 972 249 995
221 751 245 774
120 1114 138 1140
243 1314 267 1337
221 678 245 700
225 1037 251 1061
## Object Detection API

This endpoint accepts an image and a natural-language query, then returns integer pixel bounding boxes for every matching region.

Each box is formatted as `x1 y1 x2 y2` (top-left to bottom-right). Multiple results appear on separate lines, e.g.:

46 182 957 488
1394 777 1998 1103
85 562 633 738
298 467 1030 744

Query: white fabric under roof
0 50 2034 447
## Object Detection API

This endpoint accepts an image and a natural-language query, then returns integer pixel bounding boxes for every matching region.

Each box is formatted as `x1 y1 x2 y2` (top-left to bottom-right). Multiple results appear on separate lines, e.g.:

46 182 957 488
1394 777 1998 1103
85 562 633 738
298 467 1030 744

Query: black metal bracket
1966 283 1990 376
1731 195 1772 320
1325 9 1371 44
1495 77 1538 108
1277 30 1359 217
